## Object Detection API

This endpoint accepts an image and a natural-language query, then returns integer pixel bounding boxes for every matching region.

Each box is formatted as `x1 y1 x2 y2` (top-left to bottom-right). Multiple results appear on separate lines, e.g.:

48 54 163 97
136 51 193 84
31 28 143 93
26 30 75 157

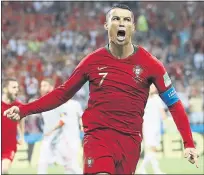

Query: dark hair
3 78 18 88
106 4 134 21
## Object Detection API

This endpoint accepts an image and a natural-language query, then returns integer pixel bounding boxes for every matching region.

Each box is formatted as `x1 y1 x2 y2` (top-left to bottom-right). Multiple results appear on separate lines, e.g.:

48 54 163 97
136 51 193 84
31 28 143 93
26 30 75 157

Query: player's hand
184 148 199 168
17 138 25 145
4 106 21 121
44 131 53 137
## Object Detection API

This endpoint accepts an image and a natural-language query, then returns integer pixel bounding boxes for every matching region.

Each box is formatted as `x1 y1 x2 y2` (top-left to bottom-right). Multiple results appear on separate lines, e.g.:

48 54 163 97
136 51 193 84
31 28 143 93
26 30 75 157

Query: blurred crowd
2 1 204 134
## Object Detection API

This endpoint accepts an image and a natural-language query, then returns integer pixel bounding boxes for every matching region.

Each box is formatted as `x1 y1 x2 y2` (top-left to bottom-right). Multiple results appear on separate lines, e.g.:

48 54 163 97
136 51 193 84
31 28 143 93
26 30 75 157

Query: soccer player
2 78 25 174
4 4 199 174
37 78 82 174
138 84 167 174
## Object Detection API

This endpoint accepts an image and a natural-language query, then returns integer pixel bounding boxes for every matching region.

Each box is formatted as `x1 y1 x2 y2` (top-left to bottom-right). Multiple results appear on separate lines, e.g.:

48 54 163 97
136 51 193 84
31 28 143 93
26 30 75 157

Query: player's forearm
47 120 64 135
168 100 195 148
19 70 87 117
54 120 65 130
18 119 25 138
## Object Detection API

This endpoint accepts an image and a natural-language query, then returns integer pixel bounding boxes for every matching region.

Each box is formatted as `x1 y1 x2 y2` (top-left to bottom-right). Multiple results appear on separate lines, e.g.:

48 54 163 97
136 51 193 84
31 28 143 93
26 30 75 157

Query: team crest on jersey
133 65 143 78
87 157 94 167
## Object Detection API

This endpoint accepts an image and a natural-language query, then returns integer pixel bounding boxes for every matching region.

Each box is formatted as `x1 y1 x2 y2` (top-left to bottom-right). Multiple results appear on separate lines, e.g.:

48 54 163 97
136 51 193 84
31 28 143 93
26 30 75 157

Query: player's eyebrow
112 15 120 19
111 16 132 20
124 17 131 21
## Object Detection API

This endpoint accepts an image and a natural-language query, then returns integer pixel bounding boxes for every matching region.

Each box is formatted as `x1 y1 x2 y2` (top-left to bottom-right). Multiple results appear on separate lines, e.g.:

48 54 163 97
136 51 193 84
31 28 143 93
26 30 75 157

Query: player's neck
109 42 134 59
2 94 13 104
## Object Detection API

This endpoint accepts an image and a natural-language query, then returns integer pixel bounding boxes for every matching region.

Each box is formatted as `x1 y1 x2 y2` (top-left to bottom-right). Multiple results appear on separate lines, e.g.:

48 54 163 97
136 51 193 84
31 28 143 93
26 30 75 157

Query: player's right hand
184 147 199 168
4 106 21 121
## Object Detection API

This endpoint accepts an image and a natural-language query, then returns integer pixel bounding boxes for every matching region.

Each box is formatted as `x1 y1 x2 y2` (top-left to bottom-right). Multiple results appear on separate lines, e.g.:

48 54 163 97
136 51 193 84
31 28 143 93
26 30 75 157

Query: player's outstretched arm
151 58 199 168
4 61 89 120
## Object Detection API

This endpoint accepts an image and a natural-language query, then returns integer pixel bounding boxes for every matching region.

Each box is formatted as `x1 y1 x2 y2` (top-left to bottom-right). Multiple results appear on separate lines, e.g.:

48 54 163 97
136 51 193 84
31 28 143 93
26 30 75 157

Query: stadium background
2 1 204 174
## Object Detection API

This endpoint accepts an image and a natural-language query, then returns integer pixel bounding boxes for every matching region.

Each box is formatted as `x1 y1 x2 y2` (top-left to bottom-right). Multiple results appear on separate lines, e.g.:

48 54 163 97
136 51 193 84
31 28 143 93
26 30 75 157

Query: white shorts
38 133 81 166
143 127 161 147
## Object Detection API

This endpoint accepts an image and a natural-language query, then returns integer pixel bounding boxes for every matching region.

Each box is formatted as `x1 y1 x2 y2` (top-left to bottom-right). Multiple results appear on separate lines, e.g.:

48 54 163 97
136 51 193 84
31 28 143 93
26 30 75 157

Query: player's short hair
3 78 18 88
106 4 134 22
42 78 55 86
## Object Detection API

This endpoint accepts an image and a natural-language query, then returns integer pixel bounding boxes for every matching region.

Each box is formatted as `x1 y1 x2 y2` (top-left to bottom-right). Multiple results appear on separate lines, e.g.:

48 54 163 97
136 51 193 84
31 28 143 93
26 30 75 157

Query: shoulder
84 47 107 61
76 47 106 68
138 46 165 69
138 46 160 63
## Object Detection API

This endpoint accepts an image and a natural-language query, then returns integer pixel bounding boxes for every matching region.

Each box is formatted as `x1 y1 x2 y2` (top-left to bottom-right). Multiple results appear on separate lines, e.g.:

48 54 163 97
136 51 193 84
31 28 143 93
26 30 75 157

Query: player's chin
115 39 127 46
12 94 17 100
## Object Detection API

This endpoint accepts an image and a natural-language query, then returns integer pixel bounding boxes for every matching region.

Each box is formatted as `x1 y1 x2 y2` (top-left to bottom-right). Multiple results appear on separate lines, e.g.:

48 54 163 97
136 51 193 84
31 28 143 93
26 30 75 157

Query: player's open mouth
117 30 126 41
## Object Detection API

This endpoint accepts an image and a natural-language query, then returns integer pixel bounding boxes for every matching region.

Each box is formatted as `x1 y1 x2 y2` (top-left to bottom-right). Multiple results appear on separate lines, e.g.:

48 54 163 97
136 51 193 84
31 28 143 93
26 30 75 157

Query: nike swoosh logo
98 67 108 70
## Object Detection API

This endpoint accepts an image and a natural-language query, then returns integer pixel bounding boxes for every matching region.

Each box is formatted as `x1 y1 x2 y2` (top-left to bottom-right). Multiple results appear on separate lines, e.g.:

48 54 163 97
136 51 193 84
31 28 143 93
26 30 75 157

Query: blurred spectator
189 86 204 124
2 1 204 130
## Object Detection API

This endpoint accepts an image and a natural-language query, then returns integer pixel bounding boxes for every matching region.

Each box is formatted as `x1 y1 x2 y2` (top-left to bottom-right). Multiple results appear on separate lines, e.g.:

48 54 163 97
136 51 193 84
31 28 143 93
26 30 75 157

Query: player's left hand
184 148 199 168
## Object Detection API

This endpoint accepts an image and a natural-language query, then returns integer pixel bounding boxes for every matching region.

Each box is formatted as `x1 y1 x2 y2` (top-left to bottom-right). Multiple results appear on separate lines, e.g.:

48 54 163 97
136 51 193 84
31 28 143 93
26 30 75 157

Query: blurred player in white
37 78 82 174
138 84 167 174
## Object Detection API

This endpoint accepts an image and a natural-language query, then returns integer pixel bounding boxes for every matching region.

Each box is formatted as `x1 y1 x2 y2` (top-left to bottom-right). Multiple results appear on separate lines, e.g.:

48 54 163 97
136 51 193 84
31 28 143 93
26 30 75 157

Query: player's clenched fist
4 106 21 121
184 148 199 168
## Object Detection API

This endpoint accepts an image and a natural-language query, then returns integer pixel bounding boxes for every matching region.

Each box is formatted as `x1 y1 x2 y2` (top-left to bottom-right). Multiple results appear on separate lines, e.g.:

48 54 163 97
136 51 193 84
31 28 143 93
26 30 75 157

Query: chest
87 58 151 88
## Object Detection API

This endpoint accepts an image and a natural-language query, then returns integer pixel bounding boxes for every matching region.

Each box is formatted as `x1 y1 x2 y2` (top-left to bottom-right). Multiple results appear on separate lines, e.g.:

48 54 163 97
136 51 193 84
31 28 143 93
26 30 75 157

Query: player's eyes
124 18 131 22
112 17 119 21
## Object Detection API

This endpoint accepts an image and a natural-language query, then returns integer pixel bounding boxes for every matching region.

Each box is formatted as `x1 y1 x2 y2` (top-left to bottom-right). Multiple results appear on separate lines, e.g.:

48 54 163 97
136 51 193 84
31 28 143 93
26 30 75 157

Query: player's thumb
3 109 11 116
184 150 190 158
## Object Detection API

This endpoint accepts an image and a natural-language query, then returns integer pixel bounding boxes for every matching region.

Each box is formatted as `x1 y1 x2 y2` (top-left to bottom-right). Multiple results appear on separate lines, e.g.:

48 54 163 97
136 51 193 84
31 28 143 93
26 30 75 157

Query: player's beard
7 92 17 102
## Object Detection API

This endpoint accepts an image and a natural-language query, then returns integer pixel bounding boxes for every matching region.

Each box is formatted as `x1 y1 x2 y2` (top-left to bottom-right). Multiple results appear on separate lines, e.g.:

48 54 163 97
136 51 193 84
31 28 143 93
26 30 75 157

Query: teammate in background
2 78 25 174
5 4 198 174
138 85 167 174
37 78 82 174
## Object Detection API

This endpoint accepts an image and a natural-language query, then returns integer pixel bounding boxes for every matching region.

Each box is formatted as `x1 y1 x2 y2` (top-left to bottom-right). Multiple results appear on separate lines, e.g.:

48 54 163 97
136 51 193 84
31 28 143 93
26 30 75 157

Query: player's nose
119 24 125 28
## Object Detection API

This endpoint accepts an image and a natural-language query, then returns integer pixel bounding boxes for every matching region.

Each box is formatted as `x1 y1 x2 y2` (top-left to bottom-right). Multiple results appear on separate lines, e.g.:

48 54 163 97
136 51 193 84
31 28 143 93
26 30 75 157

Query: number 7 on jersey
99 72 108 86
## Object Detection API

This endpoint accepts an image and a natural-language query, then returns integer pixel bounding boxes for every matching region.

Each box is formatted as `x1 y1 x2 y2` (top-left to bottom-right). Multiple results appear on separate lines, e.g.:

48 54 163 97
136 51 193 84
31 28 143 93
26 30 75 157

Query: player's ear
104 22 108 31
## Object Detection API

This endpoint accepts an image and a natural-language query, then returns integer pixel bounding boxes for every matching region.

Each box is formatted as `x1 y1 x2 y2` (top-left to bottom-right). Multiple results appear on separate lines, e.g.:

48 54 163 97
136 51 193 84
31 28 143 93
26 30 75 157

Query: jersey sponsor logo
98 66 108 70
163 72 171 87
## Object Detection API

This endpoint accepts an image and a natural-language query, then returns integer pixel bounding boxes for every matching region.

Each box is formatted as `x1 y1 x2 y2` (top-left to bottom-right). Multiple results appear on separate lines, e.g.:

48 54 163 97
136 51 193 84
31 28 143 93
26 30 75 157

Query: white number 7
99 72 108 86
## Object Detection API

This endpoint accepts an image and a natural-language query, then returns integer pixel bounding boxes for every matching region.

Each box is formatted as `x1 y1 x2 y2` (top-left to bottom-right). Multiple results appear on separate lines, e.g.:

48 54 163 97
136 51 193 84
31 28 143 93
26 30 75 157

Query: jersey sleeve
150 56 194 148
19 57 90 117
151 58 172 93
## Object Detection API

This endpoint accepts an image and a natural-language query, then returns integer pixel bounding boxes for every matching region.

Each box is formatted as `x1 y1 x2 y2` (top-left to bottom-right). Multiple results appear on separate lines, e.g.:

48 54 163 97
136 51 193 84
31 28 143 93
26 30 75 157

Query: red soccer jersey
2 101 20 151
19 45 194 147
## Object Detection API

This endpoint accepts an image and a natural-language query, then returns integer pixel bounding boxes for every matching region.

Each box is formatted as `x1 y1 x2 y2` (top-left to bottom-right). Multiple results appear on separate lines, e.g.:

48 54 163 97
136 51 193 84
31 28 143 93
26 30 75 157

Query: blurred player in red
4 4 198 175
2 78 25 174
